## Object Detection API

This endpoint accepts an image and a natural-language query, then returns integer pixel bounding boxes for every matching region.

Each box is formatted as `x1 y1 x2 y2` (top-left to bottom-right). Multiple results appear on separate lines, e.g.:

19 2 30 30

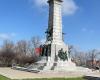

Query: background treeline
0 36 41 67
69 45 100 69
0 36 100 69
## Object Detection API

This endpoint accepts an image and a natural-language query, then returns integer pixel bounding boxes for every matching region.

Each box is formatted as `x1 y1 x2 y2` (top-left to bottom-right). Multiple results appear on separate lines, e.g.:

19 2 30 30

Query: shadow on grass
83 76 100 80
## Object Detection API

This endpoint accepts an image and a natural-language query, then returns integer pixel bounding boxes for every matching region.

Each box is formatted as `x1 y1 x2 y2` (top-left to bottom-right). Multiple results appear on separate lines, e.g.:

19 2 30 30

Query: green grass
0 75 10 80
0 75 84 80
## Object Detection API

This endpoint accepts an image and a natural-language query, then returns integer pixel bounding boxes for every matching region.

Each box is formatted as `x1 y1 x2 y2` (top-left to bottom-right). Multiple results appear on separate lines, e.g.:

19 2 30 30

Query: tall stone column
45 0 68 58
47 0 63 44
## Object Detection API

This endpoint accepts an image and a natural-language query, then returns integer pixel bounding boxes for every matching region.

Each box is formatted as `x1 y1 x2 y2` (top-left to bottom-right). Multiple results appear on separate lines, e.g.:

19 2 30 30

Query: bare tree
0 36 42 66
68 45 88 66
31 36 41 49
0 50 16 66
15 40 30 56
2 40 14 51
14 40 34 65
86 49 100 68
30 36 41 57
0 40 15 66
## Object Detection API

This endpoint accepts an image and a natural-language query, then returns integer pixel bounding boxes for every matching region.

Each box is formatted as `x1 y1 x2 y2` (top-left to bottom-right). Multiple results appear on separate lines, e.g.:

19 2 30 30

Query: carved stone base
40 41 76 71
42 58 76 71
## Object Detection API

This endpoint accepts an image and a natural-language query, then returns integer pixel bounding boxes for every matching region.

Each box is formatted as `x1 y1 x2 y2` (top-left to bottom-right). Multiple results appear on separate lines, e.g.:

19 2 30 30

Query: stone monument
40 0 76 71
12 0 93 73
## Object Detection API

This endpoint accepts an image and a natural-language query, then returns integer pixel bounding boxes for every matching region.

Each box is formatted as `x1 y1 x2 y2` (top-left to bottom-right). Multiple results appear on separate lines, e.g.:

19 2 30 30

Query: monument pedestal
54 60 76 71
43 60 76 71
40 41 76 71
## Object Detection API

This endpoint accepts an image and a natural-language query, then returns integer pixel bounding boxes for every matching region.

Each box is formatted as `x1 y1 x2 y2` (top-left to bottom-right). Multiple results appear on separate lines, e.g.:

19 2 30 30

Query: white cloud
10 33 16 36
62 0 78 15
0 34 10 40
0 33 16 40
33 0 79 16
81 27 95 33
34 0 47 6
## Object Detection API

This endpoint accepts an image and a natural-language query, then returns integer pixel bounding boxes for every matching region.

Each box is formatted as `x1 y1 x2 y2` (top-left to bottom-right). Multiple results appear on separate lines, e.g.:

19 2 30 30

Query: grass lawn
0 75 85 80
0 75 10 80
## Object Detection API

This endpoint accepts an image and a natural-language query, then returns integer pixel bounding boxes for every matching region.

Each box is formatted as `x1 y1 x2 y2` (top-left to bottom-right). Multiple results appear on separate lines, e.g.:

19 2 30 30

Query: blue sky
0 0 100 51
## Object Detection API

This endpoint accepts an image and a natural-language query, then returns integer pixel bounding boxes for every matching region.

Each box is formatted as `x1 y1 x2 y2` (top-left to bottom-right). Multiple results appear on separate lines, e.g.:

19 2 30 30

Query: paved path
0 67 100 79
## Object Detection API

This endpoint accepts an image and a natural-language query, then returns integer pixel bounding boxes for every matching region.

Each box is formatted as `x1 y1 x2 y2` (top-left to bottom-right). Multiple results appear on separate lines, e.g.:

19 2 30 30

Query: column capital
48 0 63 3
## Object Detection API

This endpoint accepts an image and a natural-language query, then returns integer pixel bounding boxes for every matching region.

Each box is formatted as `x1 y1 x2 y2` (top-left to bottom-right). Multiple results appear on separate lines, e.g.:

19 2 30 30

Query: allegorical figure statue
58 48 68 61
